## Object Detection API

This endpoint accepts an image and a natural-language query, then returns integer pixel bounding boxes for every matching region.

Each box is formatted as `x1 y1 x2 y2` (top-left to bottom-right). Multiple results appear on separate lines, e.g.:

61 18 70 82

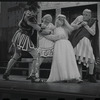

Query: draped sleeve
91 19 100 61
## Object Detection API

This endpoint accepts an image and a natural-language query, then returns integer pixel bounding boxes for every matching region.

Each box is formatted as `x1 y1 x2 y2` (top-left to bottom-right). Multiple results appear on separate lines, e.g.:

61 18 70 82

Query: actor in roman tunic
3 1 42 81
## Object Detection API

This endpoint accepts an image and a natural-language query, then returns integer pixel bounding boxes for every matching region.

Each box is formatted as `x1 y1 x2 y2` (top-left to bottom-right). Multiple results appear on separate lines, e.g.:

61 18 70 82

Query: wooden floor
0 74 100 100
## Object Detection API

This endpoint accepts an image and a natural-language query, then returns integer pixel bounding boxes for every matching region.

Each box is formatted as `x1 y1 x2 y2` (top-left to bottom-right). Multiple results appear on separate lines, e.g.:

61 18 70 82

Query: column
37 10 42 48
97 3 100 55
56 8 61 18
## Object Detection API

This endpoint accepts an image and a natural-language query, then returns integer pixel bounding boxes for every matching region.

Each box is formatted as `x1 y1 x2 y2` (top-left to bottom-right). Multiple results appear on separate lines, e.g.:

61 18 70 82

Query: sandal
26 76 31 80
30 76 37 83
76 79 83 83
30 76 43 83
35 78 43 83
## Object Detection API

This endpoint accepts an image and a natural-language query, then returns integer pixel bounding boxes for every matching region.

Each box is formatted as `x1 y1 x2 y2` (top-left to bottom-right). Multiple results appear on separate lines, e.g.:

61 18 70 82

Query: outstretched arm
71 16 83 30
24 11 41 31
44 34 66 42
27 21 41 31
39 28 52 36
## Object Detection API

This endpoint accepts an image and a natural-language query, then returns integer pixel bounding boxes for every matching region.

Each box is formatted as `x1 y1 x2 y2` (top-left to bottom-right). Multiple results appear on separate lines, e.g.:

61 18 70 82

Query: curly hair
42 14 52 23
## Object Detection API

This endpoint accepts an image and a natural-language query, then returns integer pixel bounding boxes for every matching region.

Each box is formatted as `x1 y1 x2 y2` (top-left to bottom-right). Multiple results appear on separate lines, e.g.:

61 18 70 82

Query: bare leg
89 63 94 75
88 59 95 75
28 49 44 78
28 49 39 77
88 60 97 83
28 49 46 82
3 48 21 80
35 57 44 78
78 64 83 79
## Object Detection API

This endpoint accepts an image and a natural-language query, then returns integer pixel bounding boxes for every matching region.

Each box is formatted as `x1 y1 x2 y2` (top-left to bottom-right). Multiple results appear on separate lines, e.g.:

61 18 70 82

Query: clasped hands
40 28 52 36
75 21 88 29
80 21 88 27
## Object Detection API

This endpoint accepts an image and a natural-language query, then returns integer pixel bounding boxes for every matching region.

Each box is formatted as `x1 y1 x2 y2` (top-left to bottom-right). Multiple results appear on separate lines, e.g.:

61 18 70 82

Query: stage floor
0 74 100 100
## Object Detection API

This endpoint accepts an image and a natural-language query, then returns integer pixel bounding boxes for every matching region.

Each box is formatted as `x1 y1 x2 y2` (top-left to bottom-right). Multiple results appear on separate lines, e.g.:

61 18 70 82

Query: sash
69 18 99 60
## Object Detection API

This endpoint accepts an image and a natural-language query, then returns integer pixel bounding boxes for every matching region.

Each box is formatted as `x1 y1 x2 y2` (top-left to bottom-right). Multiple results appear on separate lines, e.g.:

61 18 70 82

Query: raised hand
81 21 88 26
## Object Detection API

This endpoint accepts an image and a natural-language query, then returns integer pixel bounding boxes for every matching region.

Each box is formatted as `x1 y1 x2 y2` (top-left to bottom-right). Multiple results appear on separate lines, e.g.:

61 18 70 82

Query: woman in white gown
44 14 82 82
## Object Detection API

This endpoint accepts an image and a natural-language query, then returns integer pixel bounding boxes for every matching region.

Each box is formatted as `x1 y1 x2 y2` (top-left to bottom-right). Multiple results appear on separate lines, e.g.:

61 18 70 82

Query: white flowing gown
47 27 81 82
